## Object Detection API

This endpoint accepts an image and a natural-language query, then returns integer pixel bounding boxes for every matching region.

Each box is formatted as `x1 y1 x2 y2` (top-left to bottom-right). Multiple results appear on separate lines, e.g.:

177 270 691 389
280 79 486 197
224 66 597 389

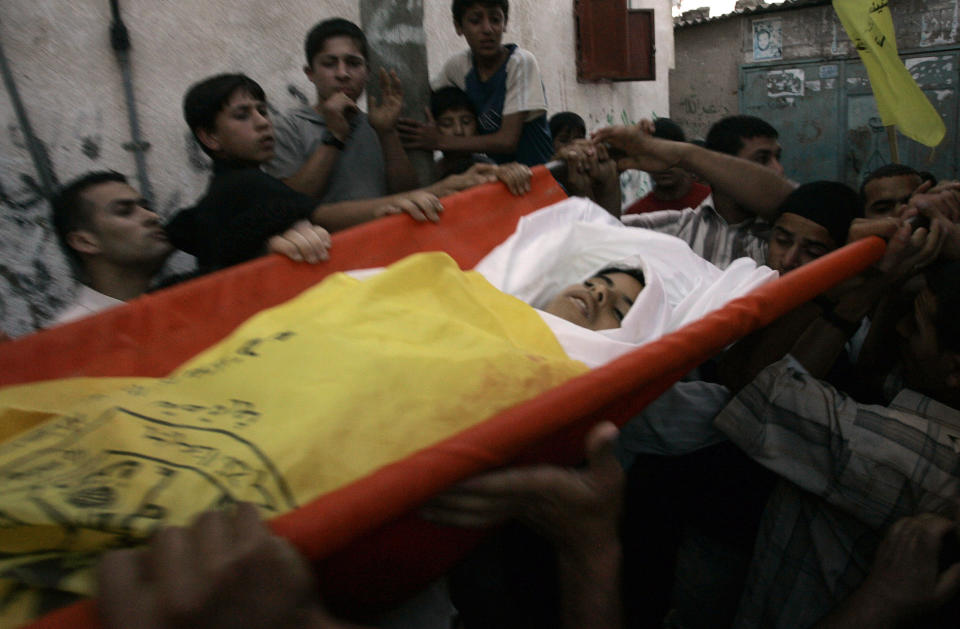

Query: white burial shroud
473 197 778 368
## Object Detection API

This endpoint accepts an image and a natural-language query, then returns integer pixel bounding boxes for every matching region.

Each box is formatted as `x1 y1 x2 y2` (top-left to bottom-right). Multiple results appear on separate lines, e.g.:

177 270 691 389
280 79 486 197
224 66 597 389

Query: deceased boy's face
306 35 368 103
203 90 276 165
544 272 643 331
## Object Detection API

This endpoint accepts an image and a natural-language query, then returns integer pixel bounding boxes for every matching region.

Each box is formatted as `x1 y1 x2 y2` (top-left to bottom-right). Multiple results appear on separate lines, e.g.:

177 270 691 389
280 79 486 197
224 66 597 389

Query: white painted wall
0 0 671 336
424 0 673 129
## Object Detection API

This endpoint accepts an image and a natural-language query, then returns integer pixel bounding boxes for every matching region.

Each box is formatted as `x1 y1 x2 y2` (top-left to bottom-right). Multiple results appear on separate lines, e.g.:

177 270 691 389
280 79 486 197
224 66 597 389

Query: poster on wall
753 18 782 61
766 68 805 98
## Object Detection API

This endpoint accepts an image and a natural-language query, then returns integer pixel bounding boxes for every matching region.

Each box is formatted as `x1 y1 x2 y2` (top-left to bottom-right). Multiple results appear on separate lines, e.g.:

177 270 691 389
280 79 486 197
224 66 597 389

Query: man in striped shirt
603 116 791 269
716 226 960 628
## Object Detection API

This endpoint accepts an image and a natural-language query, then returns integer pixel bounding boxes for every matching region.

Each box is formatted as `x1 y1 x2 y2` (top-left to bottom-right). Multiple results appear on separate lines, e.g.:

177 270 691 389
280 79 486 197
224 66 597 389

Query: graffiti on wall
0 176 72 336
675 94 731 140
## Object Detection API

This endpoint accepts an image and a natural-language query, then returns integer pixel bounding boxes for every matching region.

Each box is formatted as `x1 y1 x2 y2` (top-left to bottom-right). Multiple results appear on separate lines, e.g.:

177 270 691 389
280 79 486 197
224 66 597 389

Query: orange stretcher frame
7 169 886 628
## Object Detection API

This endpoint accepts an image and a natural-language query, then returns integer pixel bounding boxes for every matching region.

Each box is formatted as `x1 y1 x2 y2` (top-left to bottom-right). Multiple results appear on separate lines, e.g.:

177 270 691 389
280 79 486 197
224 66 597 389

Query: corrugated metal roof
675 0 831 27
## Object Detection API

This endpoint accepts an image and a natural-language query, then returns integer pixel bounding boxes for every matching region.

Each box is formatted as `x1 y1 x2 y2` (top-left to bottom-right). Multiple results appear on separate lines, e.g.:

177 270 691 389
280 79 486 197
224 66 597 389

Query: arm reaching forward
424 422 625 629
593 122 795 221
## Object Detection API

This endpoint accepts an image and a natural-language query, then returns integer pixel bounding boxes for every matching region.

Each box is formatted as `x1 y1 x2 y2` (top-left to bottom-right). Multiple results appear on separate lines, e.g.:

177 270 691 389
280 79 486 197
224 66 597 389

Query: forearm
424 177 465 198
423 169 494 198
310 196 389 231
593 176 622 218
811 587 902 629
437 124 522 156
792 318 855 378
282 146 340 198
718 303 821 392
677 144 794 220
378 129 421 193
791 273 888 377
557 533 623 629
220 203 317 266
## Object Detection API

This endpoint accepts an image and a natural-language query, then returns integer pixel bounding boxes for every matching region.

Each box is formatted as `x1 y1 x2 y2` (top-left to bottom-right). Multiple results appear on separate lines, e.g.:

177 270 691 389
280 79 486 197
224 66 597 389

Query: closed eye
773 227 794 245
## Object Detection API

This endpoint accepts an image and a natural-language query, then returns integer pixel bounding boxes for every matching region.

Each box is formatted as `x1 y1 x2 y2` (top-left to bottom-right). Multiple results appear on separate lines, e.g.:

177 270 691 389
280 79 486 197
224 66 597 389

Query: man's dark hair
51 171 128 271
431 86 477 119
596 266 645 289
652 118 686 142
705 115 778 156
452 0 509 25
776 180 862 247
304 18 368 65
549 112 586 140
183 73 266 158
926 261 960 353
858 163 922 199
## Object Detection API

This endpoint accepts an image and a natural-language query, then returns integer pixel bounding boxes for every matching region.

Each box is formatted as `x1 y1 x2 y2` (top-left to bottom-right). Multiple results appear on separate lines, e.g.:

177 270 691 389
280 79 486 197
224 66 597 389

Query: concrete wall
0 0 672 337
669 0 960 139
670 17 741 139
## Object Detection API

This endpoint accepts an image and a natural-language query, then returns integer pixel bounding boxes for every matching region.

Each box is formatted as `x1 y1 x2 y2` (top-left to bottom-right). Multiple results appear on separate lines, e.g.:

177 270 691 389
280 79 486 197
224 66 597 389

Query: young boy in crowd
548 111 586 153
621 118 711 215
169 74 454 272
398 0 554 167
262 18 419 201
431 86 496 177
429 86 531 195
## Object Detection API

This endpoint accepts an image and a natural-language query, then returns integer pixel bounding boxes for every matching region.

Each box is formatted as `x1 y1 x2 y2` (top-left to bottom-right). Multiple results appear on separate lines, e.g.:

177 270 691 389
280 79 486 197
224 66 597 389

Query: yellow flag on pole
832 0 945 147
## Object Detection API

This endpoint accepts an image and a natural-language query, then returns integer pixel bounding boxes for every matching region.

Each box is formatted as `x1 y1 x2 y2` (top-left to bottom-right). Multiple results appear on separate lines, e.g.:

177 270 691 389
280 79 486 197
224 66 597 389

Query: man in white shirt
50 172 175 325
50 171 332 326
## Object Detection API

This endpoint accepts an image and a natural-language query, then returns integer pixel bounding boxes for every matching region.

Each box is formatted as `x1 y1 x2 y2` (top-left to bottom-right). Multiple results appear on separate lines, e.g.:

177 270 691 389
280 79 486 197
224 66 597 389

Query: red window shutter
625 9 655 79
576 0 655 81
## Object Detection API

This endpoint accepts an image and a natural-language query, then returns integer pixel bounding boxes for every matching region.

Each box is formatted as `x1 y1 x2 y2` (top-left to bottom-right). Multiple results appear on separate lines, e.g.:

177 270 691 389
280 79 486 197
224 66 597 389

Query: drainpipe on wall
109 0 154 202
0 20 58 200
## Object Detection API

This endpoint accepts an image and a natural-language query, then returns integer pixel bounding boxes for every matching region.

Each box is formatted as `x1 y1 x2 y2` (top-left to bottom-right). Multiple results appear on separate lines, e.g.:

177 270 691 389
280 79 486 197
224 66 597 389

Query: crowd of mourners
4 0 960 627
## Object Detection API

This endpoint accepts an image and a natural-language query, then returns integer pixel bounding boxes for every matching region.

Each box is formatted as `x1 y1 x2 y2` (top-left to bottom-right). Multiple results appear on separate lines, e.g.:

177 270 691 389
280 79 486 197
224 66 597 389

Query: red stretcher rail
14 169 886 628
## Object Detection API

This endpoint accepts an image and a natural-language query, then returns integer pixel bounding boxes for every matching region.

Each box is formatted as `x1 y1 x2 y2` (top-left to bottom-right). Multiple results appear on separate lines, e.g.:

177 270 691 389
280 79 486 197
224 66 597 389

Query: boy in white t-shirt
398 0 553 167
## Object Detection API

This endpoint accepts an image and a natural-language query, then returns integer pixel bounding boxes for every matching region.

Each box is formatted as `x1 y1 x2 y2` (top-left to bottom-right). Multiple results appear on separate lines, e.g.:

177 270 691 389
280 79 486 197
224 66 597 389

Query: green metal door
740 59 844 182
740 48 958 188
843 50 957 188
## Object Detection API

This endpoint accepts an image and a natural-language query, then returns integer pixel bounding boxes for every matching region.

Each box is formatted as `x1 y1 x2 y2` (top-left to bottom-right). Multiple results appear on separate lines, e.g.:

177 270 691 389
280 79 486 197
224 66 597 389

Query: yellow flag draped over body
833 0 945 147
0 252 588 625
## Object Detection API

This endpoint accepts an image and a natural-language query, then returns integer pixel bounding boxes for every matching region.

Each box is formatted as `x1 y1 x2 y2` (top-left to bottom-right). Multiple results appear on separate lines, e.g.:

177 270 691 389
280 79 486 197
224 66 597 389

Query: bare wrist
553 521 620 564
300 606 339 629
673 141 696 170
844 582 910 629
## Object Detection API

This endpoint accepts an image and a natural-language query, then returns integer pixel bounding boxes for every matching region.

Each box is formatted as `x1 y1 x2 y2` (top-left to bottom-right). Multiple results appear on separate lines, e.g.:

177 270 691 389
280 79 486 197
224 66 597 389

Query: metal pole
0 20 58 200
885 125 900 164
110 0 154 201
